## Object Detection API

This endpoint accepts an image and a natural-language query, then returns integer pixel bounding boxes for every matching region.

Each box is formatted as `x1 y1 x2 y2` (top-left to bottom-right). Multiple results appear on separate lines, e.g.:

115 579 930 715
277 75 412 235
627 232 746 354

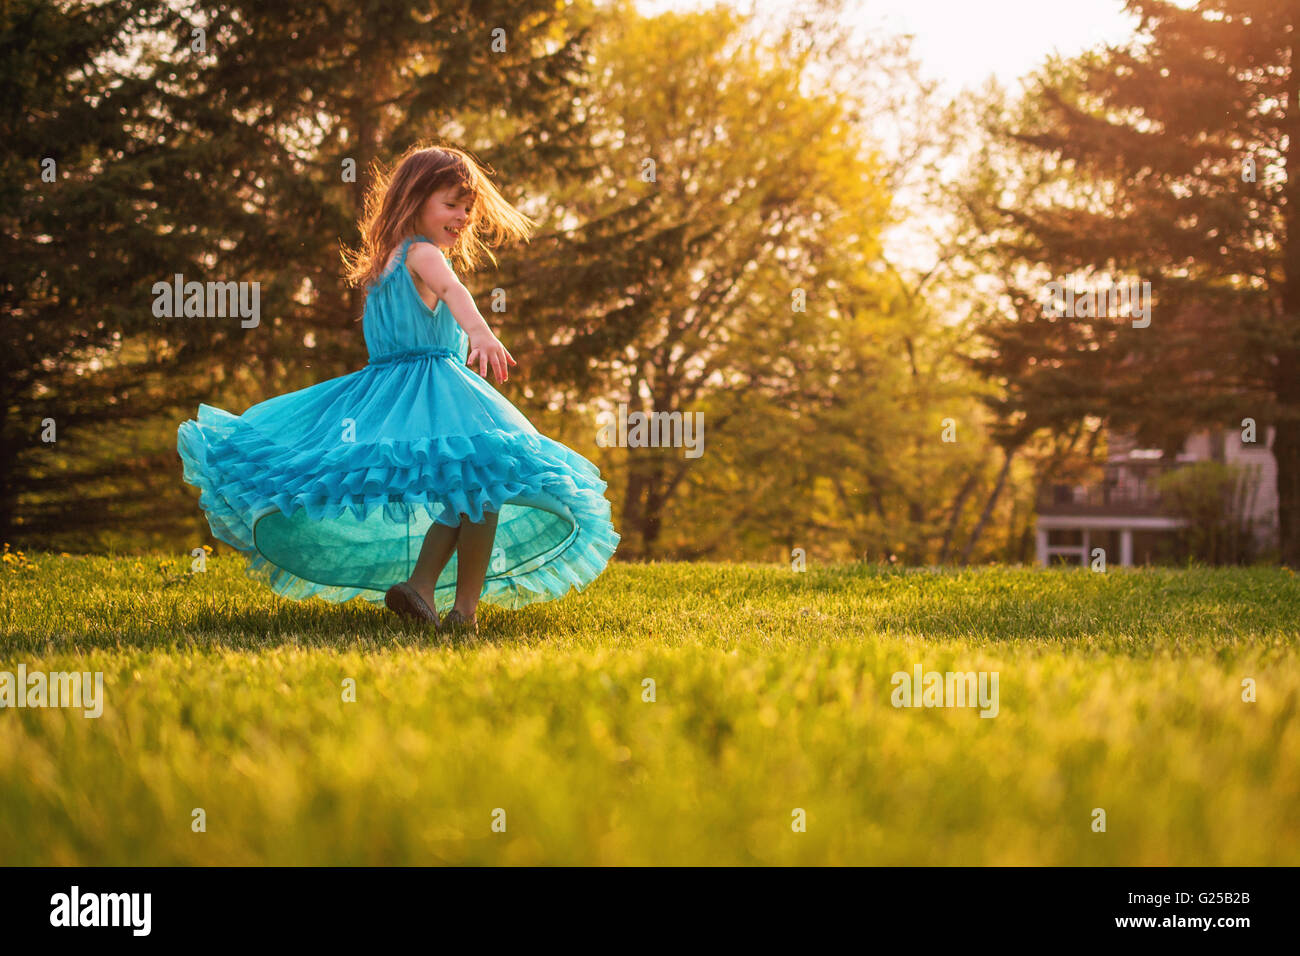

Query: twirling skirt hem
176 403 621 610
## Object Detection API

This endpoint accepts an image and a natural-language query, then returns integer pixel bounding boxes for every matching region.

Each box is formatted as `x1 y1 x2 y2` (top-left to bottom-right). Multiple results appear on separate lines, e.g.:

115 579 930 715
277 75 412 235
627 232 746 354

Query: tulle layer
177 401 621 611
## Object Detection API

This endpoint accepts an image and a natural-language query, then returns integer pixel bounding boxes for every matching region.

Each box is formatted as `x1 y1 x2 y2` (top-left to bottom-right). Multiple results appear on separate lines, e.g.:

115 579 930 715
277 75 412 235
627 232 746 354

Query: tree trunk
1003 494 1020 563
938 468 980 564
1274 366 1300 566
960 446 1015 566
1276 33 1300 566
620 449 646 560
640 454 667 555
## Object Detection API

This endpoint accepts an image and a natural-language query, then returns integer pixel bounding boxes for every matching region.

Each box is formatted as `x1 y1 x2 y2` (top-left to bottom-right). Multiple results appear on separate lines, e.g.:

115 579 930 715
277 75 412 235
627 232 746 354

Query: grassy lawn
1 552 1297 865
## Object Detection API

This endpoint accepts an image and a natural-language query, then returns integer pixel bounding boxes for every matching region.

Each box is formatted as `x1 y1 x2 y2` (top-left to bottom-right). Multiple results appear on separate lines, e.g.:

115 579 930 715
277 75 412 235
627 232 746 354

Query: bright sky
632 0 1196 274
634 0 1167 96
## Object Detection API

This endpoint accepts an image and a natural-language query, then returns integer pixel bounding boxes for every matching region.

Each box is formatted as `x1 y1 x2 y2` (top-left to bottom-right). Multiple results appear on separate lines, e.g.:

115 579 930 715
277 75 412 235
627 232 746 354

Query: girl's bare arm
407 242 516 384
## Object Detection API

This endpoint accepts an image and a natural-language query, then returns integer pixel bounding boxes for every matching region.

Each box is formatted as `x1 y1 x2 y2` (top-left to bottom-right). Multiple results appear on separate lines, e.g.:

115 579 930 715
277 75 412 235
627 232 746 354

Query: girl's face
417 187 474 248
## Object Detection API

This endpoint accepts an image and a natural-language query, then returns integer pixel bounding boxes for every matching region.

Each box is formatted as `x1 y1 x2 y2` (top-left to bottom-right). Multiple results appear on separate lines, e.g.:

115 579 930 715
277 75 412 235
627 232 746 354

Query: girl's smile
419 187 473 248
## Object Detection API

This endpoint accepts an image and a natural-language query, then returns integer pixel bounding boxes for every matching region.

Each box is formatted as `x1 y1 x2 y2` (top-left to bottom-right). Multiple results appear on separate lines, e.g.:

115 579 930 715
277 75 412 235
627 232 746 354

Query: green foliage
1 555 1297 864
3 0 601 546
1155 462 1264 565
953 2 1300 562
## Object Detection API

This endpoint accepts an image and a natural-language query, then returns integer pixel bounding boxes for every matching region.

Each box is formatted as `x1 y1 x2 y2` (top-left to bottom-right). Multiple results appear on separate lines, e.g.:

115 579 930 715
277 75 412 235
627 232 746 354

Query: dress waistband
368 345 460 366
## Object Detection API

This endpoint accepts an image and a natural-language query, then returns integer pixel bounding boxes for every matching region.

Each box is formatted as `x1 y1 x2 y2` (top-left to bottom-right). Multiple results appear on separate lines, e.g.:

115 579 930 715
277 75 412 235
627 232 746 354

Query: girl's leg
406 519 460 608
453 509 499 620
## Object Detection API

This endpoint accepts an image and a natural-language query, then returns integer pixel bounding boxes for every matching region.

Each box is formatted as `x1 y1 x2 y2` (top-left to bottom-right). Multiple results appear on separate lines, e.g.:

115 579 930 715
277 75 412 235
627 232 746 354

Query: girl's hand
466 329 517 384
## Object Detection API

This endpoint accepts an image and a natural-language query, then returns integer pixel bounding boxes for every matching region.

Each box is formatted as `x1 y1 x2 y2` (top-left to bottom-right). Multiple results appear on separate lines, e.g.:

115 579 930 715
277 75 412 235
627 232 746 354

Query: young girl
177 145 620 636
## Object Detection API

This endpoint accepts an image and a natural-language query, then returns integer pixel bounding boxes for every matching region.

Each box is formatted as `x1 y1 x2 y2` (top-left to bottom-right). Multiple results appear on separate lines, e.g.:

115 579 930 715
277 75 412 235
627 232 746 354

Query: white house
1035 424 1278 566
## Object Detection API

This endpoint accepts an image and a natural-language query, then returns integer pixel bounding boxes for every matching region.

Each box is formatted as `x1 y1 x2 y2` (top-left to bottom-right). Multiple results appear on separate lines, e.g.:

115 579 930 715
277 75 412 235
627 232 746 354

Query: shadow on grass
2 596 563 654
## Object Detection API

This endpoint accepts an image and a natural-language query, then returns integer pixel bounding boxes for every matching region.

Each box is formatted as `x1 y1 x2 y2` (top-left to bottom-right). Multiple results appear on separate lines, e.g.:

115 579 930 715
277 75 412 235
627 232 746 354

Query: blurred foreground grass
1 552 1297 864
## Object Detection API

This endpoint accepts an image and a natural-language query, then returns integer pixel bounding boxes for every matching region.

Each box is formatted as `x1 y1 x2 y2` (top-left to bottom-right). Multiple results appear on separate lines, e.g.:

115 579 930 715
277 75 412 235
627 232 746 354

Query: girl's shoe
384 583 440 626
439 607 478 636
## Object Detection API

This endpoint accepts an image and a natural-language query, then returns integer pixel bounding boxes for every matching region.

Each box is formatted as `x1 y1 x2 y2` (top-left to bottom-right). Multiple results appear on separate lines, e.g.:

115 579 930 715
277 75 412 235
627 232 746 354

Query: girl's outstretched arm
407 242 517 384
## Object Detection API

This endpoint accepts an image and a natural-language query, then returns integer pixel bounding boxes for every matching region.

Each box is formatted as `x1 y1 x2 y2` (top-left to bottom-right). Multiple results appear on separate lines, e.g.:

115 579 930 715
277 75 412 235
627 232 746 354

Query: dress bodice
362 234 468 364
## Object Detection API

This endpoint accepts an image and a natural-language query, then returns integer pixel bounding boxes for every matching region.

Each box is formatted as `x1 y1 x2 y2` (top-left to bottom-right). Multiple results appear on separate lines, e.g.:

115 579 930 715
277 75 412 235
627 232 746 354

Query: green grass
1 553 1298 864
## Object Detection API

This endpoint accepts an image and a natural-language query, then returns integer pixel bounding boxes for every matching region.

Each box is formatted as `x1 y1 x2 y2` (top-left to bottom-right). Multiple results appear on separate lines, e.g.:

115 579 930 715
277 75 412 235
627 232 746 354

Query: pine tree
959 0 1300 562
1 0 599 546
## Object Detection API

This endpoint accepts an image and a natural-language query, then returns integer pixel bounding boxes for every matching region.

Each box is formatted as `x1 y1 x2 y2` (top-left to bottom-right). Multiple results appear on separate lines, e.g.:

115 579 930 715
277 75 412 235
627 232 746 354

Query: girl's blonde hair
341 143 536 291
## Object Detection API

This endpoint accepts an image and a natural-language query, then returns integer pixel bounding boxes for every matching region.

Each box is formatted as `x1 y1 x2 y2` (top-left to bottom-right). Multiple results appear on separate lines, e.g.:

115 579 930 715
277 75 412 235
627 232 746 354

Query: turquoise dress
176 234 620 612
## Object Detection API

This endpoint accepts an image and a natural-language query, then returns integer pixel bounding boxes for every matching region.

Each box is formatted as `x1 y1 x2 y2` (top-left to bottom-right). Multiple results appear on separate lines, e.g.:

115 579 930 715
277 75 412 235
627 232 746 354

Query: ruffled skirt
176 353 620 611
